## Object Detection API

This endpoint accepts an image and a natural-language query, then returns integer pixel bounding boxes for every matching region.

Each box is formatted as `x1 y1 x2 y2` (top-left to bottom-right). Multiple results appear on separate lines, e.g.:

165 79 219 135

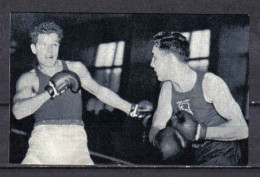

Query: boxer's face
151 46 171 81
30 33 60 67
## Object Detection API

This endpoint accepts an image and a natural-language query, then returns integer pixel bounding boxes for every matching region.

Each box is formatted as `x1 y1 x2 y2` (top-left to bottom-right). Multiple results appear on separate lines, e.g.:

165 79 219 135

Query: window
86 41 125 114
94 41 125 67
181 29 211 71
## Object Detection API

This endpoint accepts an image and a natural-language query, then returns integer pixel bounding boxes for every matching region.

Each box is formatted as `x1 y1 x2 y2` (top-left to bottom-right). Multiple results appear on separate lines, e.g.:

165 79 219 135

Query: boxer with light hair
149 31 248 165
12 21 153 165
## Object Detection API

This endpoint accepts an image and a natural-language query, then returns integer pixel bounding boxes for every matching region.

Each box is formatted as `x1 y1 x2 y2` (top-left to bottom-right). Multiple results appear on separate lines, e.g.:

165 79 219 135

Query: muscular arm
149 81 173 142
68 62 132 114
12 72 51 120
203 73 248 141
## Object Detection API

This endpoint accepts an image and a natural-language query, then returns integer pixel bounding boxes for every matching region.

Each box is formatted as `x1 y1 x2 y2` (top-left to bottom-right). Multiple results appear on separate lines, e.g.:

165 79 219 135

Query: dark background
0 0 260 176
9 13 249 165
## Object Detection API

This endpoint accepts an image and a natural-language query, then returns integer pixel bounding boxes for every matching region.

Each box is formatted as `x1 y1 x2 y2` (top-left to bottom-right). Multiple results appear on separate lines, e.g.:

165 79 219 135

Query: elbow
231 119 249 140
240 124 249 140
236 121 249 140
12 109 21 120
12 104 25 120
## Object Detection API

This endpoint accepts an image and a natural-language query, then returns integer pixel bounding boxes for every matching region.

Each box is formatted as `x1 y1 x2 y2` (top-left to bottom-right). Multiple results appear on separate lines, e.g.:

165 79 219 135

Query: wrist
43 91 52 100
195 123 207 141
129 104 138 117
45 82 58 98
126 102 133 115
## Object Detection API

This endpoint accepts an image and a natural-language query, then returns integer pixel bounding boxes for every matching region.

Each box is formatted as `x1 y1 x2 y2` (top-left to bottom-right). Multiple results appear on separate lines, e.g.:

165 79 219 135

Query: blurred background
10 13 249 165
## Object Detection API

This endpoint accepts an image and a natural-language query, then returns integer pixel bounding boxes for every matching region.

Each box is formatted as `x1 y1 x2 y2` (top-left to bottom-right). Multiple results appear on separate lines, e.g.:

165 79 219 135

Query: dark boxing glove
45 70 81 98
154 127 188 161
171 111 207 142
129 100 153 119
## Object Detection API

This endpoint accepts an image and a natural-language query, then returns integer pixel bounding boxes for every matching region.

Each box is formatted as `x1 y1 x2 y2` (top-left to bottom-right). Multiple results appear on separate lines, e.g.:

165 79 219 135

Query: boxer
148 31 248 166
12 21 153 165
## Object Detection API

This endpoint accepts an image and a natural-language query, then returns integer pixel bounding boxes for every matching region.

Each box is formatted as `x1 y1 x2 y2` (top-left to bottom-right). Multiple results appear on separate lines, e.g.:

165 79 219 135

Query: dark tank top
171 71 226 127
171 71 240 156
34 60 83 126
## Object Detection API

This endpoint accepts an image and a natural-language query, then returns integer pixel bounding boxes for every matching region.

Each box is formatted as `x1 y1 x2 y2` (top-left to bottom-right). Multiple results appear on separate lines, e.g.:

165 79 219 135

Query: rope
11 128 136 165
89 151 136 166
10 128 28 136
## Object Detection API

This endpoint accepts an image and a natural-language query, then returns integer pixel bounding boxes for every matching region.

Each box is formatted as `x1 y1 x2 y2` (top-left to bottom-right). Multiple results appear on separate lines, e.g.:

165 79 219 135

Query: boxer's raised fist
45 70 81 98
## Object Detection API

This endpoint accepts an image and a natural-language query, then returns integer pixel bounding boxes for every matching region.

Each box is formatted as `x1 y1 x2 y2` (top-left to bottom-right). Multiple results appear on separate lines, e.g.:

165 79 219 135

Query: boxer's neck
38 60 61 77
171 68 197 93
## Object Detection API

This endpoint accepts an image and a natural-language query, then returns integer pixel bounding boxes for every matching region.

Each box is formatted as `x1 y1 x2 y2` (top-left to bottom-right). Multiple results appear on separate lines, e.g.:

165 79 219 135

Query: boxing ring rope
89 151 136 166
11 128 136 166
10 128 28 136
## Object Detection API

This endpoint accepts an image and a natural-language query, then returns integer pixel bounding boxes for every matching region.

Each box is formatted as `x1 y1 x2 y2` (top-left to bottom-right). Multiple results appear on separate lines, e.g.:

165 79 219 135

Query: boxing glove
154 127 188 160
171 111 207 142
45 70 81 98
129 100 153 119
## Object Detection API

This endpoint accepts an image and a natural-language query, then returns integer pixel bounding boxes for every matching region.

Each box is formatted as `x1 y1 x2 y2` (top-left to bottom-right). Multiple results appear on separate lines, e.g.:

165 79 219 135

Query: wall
9 14 249 164
217 22 249 117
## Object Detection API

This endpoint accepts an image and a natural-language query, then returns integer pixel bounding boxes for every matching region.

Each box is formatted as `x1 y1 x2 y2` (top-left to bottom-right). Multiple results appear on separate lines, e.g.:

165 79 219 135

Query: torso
28 60 65 92
171 71 226 127
33 59 83 126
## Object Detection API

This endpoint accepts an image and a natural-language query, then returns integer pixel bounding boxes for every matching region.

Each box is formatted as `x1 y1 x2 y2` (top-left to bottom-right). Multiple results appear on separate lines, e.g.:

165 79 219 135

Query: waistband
34 119 84 126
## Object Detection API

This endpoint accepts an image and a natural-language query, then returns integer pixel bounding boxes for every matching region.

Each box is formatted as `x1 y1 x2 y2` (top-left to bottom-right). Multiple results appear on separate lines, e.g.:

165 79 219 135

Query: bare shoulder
66 61 85 70
13 69 39 102
203 72 227 89
16 69 38 91
65 61 89 74
202 72 229 102
161 81 172 91
65 61 93 82
159 81 173 100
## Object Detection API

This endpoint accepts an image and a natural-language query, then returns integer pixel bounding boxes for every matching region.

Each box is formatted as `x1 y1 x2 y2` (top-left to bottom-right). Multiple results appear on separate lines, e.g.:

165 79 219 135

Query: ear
30 44 37 54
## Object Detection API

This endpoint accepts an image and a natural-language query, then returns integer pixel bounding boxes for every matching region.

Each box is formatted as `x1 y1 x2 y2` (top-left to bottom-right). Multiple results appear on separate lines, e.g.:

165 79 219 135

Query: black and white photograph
10 13 249 166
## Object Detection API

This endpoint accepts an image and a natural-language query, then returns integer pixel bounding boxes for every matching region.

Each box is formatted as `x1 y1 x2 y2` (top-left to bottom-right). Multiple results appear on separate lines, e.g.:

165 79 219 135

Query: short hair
30 21 63 44
153 31 190 62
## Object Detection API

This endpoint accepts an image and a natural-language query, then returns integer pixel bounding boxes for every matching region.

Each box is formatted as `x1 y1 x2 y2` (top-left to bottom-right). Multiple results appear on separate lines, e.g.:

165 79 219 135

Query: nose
150 57 155 68
47 45 53 53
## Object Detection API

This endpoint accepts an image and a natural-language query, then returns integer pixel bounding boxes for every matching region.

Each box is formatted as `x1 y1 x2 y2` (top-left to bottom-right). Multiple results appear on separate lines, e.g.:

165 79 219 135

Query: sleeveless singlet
171 71 226 127
34 60 83 126
171 71 241 164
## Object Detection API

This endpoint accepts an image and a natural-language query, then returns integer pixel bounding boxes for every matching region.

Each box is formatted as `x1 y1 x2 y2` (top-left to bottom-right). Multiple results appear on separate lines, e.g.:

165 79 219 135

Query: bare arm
149 81 173 142
12 72 51 120
203 73 248 141
68 61 132 114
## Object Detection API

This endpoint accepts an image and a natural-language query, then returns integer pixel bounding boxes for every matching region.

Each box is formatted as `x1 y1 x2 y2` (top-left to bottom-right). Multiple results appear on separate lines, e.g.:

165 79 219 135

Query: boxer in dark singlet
148 31 248 165
12 21 152 165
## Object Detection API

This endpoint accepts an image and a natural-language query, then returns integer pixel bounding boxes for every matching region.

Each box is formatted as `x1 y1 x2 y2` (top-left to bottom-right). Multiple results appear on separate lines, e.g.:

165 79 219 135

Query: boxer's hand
45 70 81 98
129 100 153 119
171 111 207 142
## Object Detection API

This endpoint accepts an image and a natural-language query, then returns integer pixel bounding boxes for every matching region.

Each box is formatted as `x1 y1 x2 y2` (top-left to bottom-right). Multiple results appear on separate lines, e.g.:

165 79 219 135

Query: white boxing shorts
22 124 94 165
